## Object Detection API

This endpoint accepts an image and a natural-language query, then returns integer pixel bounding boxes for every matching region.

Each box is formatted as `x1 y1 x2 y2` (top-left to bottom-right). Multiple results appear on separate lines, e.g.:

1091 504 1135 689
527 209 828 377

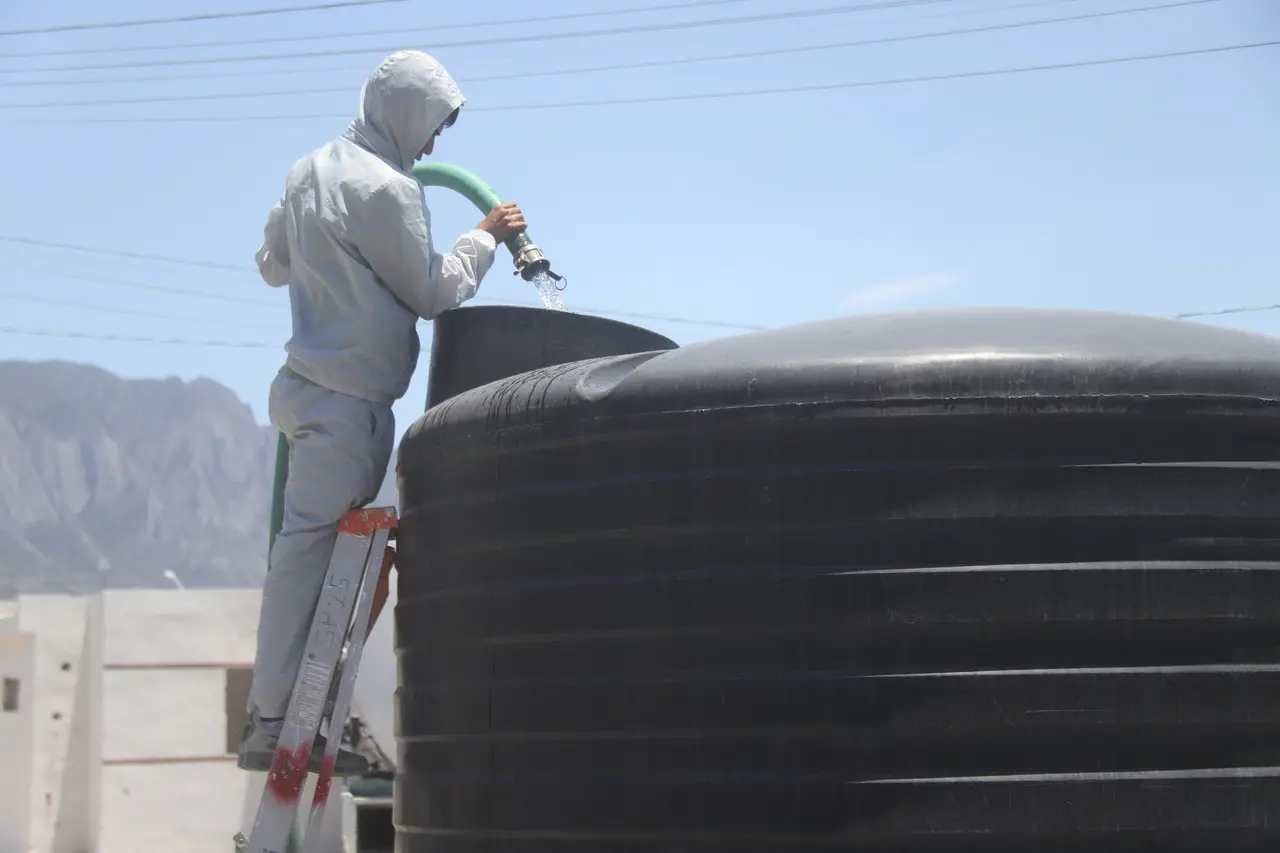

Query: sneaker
236 711 370 777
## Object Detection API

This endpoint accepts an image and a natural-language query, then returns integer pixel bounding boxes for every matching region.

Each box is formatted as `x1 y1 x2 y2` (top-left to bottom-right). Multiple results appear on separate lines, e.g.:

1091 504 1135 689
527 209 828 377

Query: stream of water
529 269 567 312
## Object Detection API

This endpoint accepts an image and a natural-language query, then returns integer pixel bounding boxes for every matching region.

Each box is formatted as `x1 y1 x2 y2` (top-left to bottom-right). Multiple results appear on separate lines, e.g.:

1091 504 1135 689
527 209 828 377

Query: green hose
265 434 299 853
412 161 536 258
268 432 289 554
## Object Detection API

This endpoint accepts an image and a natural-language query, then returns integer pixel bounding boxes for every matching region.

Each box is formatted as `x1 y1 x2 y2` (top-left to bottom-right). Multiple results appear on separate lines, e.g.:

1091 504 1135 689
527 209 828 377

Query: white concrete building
1 594 101 853
0 588 395 852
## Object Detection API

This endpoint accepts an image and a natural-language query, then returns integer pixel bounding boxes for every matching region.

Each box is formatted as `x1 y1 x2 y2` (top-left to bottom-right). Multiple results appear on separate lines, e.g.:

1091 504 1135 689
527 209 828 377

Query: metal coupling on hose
512 242 555 281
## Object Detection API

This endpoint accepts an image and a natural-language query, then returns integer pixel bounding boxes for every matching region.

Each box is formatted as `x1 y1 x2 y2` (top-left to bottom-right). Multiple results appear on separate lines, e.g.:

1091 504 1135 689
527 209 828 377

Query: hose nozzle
507 234 562 284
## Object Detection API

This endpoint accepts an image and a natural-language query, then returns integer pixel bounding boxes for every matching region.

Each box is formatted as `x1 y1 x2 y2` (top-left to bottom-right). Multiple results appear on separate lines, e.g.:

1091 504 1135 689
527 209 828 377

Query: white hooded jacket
255 50 497 406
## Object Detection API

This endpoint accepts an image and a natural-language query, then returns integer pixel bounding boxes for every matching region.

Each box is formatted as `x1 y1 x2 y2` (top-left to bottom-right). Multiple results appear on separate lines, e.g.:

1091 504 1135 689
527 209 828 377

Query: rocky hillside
0 361 281 596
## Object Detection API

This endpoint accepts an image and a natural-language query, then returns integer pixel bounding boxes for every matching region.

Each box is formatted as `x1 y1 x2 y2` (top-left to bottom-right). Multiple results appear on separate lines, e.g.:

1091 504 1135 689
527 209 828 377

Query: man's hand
477 201 527 242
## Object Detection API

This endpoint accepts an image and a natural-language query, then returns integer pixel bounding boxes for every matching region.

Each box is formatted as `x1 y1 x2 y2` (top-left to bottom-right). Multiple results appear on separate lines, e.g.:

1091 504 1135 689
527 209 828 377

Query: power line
0 290 281 325
1 262 278 307
0 0 1085 88
473 38 1280 114
14 38 1275 124
931 0 1085 16
496 300 766 331
0 0 404 38
0 235 253 272
1176 304 1280 320
456 1 1209 84
0 1 1218 111
0 0 949 75
5 301 1276 350
0 0 752 60
1 240 763 331
0 301 761 348
0 325 280 348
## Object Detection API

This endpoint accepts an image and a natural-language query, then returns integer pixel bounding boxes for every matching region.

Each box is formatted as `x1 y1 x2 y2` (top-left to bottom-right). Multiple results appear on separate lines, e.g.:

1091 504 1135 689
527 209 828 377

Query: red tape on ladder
336 507 398 537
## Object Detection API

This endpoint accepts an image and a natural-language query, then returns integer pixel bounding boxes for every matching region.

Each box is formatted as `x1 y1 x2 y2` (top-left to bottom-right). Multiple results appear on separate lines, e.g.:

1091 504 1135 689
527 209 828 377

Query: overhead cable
0 0 951 75
0 0 405 38
0 240 765 331
0 0 1085 88
12 39 1275 124
0 1 1221 111
0 0 752 59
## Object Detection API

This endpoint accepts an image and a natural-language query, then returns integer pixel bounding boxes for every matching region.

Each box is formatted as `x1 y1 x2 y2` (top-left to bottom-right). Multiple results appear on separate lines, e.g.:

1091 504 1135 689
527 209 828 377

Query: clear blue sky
0 0 1276 435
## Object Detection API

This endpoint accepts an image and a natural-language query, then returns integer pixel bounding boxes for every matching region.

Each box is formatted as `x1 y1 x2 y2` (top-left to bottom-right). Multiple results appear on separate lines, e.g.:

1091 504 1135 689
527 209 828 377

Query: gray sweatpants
247 371 395 719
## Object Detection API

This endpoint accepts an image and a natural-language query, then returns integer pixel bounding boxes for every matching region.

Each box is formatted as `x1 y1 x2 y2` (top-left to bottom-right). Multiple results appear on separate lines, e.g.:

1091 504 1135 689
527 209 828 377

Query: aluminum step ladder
235 506 397 853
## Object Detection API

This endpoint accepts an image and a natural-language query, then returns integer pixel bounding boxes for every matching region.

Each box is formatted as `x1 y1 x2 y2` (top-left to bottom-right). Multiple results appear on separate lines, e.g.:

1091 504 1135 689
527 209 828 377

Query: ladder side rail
302 525 390 847
239 506 397 853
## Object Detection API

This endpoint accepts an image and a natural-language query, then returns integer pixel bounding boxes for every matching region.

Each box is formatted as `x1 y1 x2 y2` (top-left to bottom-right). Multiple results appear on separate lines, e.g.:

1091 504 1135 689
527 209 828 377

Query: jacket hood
343 50 465 173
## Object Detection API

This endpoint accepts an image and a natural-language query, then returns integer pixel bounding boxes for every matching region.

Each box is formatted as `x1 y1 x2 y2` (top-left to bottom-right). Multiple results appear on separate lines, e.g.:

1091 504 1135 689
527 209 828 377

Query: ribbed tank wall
393 308 1280 852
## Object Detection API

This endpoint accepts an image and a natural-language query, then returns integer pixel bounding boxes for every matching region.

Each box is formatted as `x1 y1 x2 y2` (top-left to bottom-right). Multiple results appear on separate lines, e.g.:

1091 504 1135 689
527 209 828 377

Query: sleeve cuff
467 229 498 255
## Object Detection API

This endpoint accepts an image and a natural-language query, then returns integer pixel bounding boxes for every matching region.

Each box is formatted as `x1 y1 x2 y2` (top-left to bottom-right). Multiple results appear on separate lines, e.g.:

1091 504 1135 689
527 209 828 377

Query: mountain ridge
0 361 279 596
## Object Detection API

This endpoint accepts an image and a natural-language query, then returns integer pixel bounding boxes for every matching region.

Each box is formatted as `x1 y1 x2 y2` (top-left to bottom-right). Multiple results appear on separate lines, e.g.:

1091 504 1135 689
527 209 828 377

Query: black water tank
424 305 679 408
394 307 1280 852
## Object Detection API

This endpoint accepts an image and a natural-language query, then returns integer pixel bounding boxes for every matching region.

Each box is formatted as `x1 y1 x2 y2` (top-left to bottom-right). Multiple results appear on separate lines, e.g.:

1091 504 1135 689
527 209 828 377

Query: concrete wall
52 594 103 853
100 763 252 853
101 589 260 667
103 668 232 762
16 595 101 853
98 589 262 853
0 588 355 852
0 631 35 853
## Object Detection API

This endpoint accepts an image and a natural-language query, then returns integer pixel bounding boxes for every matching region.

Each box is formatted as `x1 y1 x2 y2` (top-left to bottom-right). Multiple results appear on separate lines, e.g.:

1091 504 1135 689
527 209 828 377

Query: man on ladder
237 48 528 776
